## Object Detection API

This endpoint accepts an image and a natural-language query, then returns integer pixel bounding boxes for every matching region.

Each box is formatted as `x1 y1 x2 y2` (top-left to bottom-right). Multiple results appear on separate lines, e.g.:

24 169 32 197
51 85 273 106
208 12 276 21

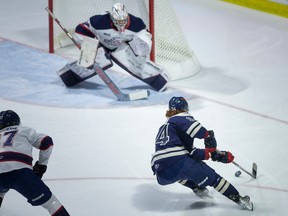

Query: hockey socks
213 177 253 211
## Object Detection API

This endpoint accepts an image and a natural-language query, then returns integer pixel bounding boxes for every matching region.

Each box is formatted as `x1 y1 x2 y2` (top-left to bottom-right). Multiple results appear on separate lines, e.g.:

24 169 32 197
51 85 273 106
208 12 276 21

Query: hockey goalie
57 2 170 92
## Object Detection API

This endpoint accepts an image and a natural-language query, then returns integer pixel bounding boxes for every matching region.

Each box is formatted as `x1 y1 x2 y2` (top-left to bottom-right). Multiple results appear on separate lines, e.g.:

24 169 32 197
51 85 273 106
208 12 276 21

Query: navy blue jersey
151 112 208 173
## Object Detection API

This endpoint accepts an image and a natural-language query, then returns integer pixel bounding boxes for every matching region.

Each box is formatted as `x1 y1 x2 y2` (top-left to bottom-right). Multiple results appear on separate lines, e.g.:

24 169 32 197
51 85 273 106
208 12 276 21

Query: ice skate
237 195 253 211
193 187 212 198
229 194 253 211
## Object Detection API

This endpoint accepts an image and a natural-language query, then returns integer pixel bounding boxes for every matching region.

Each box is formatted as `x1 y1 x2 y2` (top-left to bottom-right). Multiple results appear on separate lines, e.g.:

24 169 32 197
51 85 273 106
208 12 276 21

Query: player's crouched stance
151 97 253 211
0 110 70 215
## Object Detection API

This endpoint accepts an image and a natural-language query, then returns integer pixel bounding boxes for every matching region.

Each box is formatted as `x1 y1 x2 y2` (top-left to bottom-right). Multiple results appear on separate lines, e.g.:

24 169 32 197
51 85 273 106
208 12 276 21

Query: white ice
0 0 288 215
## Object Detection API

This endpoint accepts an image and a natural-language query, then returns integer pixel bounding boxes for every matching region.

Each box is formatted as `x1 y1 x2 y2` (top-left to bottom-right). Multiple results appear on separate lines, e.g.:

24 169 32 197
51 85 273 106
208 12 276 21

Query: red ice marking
44 176 154 182
43 177 288 193
244 184 288 193
192 93 288 125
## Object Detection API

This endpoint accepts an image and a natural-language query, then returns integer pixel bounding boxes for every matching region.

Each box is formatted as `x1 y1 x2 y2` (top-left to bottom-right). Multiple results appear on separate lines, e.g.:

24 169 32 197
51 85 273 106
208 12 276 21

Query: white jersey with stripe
0 125 53 174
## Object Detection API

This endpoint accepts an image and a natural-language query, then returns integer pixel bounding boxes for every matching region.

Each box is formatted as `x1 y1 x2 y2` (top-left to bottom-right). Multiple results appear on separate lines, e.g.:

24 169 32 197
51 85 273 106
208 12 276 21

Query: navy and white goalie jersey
75 13 149 50
0 125 53 174
151 113 207 173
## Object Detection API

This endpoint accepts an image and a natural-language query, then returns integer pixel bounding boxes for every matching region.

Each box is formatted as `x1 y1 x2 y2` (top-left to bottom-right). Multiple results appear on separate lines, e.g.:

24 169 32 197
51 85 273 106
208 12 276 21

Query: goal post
48 0 201 80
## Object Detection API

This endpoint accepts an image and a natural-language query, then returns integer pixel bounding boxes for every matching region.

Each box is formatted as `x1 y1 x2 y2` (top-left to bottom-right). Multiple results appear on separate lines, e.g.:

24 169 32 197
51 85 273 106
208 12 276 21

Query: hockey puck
235 170 241 177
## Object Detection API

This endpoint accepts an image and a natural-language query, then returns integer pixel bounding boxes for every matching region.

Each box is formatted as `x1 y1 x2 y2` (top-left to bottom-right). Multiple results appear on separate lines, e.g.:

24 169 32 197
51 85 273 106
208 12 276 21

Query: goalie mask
0 110 21 130
110 3 128 32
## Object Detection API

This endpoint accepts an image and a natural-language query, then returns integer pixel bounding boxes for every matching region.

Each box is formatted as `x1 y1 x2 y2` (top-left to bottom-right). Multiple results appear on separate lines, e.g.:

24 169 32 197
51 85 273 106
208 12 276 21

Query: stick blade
252 162 257 179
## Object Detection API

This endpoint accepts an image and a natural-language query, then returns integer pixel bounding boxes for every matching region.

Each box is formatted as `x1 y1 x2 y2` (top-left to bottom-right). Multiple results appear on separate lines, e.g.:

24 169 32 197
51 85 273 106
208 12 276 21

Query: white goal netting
48 0 201 80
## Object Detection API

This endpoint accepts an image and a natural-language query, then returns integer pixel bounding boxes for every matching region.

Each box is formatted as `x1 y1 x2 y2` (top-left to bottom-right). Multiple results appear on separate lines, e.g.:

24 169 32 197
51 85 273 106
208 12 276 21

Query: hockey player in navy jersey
151 97 253 211
58 2 169 92
0 110 70 215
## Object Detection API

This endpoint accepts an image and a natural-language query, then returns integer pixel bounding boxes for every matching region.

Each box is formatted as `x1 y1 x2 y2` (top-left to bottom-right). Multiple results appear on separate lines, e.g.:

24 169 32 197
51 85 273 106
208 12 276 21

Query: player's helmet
110 3 128 32
168 96 189 112
0 110 21 130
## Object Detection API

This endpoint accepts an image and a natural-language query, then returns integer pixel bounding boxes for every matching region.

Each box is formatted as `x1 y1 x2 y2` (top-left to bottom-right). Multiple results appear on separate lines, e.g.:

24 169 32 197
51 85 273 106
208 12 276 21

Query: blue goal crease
0 40 193 108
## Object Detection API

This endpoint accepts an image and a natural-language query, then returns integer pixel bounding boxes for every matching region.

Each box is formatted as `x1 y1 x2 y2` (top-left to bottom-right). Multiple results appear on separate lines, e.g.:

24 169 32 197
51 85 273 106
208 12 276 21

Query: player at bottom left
0 110 70 216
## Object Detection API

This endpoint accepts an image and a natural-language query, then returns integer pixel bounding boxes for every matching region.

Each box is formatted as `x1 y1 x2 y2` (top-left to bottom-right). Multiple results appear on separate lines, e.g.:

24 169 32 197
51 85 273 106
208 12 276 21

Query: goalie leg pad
57 61 97 87
111 48 170 91
58 69 83 87
144 72 168 92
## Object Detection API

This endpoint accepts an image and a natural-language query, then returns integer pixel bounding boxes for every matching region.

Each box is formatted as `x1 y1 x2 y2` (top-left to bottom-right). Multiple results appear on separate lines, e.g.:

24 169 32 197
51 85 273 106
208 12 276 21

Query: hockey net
48 0 201 80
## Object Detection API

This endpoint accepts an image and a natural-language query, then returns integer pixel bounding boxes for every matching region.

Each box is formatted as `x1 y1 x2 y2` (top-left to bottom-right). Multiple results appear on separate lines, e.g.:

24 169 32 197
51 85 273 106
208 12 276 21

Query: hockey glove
211 150 234 163
204 130 217 149
33 161 47 179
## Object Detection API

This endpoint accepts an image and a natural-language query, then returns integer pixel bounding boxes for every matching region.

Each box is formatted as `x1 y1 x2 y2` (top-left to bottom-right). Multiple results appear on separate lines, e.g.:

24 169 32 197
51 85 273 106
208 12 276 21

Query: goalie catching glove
117 28 151 58
128 35 150 57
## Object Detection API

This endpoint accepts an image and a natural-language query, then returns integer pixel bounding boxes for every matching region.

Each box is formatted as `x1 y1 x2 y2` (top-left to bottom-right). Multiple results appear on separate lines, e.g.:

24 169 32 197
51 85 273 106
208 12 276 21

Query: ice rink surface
0 0 288 215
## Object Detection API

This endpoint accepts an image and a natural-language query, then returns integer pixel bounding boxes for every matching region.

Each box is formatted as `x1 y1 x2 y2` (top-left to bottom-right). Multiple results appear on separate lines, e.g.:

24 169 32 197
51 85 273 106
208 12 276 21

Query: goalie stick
232 161 257 179
45 7 149 101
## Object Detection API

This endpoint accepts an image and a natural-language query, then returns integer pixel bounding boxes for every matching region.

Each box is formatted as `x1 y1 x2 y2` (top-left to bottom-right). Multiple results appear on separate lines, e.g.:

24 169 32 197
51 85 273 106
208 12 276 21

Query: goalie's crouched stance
57 54 169 92
58 2 170 92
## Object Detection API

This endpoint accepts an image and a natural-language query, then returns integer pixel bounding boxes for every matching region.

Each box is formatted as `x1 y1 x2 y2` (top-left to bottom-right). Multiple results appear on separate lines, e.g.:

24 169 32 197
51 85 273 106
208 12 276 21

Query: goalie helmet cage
48 0 201 80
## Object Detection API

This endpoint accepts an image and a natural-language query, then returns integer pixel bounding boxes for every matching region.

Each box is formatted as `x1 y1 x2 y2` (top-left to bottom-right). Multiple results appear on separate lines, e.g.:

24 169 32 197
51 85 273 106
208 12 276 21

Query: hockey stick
46 7 80 50
45 7 149 101
232 161 257 179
